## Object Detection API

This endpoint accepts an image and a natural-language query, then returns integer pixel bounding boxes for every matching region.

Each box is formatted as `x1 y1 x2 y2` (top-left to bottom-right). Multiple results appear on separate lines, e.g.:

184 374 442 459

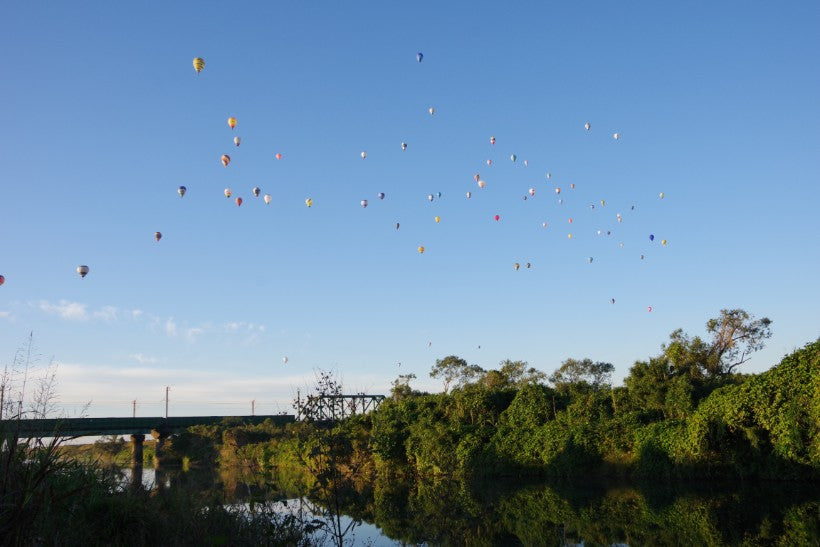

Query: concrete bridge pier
130 434 145 467
151 427 169 468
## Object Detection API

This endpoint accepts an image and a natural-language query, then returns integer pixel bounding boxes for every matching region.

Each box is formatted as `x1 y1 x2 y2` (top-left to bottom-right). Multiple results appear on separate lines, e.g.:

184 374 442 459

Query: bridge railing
297 394 385 422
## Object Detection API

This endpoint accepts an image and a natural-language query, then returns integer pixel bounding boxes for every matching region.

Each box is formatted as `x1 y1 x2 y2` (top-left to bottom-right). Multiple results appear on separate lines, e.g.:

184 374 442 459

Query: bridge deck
0 415 295 438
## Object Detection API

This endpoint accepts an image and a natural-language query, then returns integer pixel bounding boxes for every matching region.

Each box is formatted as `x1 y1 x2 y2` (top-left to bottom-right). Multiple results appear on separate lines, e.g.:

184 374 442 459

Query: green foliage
550 358 615 392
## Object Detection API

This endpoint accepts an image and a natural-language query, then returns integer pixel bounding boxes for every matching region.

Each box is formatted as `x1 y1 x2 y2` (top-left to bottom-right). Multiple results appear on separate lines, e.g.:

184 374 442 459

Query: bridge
1 415 296 468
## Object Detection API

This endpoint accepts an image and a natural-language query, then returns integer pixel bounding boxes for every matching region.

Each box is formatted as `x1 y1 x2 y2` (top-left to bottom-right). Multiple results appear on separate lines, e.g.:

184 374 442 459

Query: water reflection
114 464 819 546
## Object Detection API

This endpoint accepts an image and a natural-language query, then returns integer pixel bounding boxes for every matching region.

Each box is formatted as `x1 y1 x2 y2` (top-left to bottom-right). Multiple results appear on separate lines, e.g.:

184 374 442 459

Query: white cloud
164 317 178 337
185 327 204 341
129 353 157 364
131 309 144 319
0 311 11 319
93 306 118 321
39 300 88 321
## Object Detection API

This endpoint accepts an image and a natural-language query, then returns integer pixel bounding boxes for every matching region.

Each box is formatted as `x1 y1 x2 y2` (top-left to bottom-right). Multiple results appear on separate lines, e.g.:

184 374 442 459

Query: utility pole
165 386 170 418
251 399 255 416
0 384 4 420
132 399 136 418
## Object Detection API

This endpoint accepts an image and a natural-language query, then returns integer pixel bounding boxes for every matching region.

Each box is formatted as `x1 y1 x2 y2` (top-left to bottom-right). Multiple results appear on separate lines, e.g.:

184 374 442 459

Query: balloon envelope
427 194 434 201
228 117 237 129
529 188 535 196
77 265 89 278
428 107 435 115
361 151 367 159
613 132 619 140
477 180 486 188
283 356 288 364
224 188 232 198
234 136 241 146
236 197 242 206
305 198 313 207
275 153 283 160
0 275 4 286
154 231 162 242
649 234 655 241
514 263 520 270
361 199 368 208
510 154 516 162
377 192 385 200
434 216 441 223
490 136 496 145
178 186 186 197
221 154 230 167
418 246 425 253
192 57 205 73
253 187 261 197
494 214 500 221
401 142 407 150
264 194 272 204
584 122 591 130
417 52 423 62
466 191 471 198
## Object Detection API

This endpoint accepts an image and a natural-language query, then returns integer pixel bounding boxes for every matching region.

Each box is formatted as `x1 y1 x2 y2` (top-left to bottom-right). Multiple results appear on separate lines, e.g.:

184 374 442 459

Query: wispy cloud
93 306 118 321
164 318 178 337
0 311 11 319
129 353 158 364
39 300 88 321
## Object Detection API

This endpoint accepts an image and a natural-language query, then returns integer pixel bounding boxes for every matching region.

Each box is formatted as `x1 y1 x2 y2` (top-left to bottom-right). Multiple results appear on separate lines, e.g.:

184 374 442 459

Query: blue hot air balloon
417 52 423 63
649 234 655 241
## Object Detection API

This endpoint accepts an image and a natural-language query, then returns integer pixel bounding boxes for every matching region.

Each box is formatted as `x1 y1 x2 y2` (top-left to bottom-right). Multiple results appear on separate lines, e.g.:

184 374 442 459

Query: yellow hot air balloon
567 233 573 239
418 246 425 253
221 154 231 167
514 262 520 270
227 117 237 130
661 239 668 246
193 57 205 73
434 216 441 223
305 198 313 208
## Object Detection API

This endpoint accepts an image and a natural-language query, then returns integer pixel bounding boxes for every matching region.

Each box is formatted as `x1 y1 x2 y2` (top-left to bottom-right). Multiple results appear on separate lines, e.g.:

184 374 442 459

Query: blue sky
1 2 818 418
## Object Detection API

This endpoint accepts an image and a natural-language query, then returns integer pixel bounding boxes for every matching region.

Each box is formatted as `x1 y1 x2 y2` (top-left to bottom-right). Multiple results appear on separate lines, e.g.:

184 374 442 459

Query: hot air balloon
178 186 186 197
555 187 561 194
305 198 313 208
224 188 232 198
584 122 591 130
434 216 441 223
613 132 620 140
659 192 665 199
361 151 367 159
486 159 492 166
474 174 480 182
154 231 162 242
568 218 573 224
427 194 434 201
525 262 531 269
275 153 283 160
649 234 655 241
253 187 261 197
542 222 548 228
236 197 243 206
428 107 435 115
567 233 573 239
590 204 595 210
466 191 472 198
0 275 5 286
378 192 385 200
361 199 368 208
523 160 528 166
396 222 400 230
490 136 496 145
570 183 575 189
546 172 552 179
588 257 593 263
641 254 645 260
478 180 486 188
264 194 272 204
283 356 288 364
494 214 500 221
647 306 653 312
597 229 602 235
401 142 407 150
529 188 535 196
417 52 423 63
234 136 241 146
514 263 520 271
611 298 615 304
228 117 237 129
510 154 517 162
193 57 205 73
600 199 606 206
418 246 425 253
558 198 563 204
76 265 89 278
661 239 667 246
523 195 528 201
619 242 625 248
437 191 442 198
221 154 231 167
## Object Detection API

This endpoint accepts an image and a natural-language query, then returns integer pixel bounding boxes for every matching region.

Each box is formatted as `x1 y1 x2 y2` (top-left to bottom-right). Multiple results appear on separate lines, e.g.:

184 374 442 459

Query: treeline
169 309 818 481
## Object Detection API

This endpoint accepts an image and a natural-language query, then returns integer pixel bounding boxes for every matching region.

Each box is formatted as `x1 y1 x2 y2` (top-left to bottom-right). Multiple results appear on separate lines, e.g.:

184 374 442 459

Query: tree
390 373 417 400
430 356 483 393
705 309 772 375
549 358 614 392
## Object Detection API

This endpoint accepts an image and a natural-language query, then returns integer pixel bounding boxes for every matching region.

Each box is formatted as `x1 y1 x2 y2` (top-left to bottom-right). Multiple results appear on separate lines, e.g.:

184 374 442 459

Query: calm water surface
118 466 819 546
